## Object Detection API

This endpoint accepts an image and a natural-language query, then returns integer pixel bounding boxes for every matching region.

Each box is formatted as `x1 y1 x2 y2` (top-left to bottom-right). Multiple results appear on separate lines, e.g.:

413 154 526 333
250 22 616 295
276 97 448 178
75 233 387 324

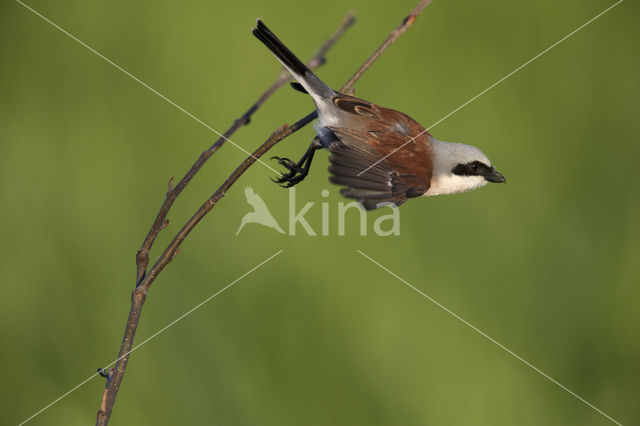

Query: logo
236 187 400 237
236 187 285 235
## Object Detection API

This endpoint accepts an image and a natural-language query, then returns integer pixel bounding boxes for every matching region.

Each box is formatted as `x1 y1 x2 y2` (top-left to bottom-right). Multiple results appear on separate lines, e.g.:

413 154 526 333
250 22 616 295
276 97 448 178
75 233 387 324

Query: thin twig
166 2 435 265
141 114 316 289
96 15 353 426
342 0 432 93
97 2 432 423
134 13 356 285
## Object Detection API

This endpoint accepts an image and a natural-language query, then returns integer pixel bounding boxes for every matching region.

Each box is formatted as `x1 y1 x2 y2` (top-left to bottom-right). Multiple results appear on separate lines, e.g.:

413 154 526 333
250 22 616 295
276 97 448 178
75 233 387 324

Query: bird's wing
327 125 432 210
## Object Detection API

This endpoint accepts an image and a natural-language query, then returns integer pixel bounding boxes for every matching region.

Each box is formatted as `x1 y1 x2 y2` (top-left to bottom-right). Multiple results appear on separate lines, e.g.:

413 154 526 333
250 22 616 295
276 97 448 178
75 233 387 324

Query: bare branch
133 13 356 285
342 0 432 93
96 14 353 426
97 1 433 422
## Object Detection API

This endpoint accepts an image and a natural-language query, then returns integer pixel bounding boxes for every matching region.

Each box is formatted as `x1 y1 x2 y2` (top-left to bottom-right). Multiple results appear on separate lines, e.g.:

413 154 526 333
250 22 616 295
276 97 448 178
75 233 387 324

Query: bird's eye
470 163 479 171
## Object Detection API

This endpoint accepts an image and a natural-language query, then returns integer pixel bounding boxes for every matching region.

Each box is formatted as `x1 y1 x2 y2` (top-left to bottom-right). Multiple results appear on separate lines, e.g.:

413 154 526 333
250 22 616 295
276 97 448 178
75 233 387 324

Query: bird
236 186 285 235
252 20 505 210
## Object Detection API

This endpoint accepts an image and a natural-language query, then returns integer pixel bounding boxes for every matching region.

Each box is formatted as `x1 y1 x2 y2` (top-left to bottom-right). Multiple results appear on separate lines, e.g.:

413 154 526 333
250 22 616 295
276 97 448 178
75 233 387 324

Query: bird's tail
252 19 333 101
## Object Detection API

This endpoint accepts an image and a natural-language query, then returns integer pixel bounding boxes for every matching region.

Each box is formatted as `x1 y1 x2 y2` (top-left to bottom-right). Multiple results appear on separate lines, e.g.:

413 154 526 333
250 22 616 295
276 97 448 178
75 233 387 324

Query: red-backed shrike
253 20 505 210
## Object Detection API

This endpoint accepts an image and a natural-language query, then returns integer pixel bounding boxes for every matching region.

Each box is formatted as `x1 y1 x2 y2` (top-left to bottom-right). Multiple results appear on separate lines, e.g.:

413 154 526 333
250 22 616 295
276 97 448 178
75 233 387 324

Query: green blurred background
1 0 638 424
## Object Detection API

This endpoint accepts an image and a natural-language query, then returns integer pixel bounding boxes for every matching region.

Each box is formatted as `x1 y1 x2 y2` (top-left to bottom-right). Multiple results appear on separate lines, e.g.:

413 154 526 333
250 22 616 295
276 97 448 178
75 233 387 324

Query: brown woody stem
97 2 432 423
342 0 432 93
96 15 353 426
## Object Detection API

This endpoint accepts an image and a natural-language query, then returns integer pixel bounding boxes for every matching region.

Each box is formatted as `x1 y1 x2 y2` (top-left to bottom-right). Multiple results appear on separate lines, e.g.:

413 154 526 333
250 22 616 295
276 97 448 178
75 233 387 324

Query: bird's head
428 141 505 196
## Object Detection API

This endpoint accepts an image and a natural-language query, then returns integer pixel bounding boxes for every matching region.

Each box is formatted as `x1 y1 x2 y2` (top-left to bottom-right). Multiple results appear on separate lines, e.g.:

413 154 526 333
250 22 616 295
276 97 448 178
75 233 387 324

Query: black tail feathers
252 20 309 77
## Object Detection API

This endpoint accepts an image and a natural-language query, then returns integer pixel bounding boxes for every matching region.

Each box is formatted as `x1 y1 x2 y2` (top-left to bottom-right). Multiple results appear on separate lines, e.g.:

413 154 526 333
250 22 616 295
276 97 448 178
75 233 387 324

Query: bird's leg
272 137 322 188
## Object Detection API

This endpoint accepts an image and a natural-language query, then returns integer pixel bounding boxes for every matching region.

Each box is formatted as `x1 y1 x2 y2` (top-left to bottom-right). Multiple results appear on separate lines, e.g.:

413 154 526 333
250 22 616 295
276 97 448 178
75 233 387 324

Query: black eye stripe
452 164 468 176
452 161 491 176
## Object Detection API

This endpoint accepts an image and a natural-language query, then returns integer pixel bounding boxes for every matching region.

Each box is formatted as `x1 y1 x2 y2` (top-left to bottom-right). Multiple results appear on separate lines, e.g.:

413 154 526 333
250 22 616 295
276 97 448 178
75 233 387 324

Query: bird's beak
485 167 506 183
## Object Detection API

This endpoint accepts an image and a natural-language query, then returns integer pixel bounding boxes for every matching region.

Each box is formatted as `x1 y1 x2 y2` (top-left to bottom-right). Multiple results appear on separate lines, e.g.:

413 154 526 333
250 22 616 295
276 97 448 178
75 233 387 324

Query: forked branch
134 12 356 285
97 2 432 424
96 14 354 426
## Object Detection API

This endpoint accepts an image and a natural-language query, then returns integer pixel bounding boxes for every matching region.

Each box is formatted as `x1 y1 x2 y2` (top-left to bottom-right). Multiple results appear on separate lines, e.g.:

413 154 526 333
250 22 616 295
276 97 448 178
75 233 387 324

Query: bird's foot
271 156 309 188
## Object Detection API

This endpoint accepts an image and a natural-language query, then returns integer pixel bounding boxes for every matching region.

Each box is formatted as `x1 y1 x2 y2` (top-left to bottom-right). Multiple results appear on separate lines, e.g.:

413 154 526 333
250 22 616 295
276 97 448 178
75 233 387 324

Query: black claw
274 171 306 187
278 173 307 188
276 157 301 172
272 173 292 184
270 141 319 188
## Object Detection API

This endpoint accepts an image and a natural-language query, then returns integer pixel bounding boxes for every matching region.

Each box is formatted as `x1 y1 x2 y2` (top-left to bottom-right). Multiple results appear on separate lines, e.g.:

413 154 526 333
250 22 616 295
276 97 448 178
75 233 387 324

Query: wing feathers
327 126 429 210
